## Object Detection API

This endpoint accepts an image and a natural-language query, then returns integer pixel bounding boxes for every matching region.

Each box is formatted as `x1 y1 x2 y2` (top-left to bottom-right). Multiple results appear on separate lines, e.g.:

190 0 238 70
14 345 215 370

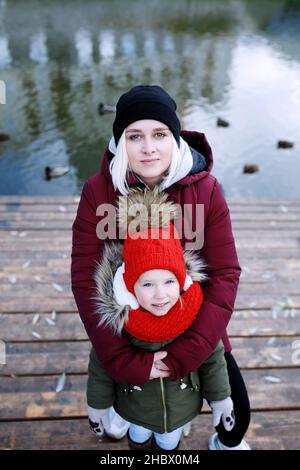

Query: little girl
87 188 235 451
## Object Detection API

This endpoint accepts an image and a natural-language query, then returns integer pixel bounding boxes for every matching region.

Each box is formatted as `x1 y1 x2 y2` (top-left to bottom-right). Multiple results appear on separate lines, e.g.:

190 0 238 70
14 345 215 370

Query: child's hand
149 351 171 380
210 397 235 431
87 406 108 437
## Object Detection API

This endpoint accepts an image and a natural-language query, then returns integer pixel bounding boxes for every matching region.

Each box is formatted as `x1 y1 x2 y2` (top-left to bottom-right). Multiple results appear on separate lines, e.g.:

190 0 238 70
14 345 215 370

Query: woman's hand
149 351 171 380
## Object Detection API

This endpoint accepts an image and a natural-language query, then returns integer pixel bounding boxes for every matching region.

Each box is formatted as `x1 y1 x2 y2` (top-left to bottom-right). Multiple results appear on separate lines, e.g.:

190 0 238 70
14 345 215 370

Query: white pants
129 423 182 450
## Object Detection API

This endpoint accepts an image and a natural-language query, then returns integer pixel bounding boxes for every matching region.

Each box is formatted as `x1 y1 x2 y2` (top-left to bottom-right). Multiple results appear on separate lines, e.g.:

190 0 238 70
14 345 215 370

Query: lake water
0 0 300 199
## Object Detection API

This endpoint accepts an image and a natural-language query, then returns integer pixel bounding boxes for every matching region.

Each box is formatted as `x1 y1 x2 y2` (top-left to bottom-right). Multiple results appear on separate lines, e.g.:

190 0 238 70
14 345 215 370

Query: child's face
134 269 180 316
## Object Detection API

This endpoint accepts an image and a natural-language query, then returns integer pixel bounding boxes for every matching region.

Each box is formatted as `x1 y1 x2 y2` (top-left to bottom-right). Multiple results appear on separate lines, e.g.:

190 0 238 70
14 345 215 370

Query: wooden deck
0 196 300 450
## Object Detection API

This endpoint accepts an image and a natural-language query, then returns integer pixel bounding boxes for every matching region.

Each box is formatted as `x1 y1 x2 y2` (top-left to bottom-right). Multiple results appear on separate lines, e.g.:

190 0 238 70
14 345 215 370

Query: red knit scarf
124 282 203 342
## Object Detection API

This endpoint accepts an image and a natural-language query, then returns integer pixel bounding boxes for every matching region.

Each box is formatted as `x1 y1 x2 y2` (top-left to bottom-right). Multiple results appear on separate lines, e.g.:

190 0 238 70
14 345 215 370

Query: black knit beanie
113 85 181 145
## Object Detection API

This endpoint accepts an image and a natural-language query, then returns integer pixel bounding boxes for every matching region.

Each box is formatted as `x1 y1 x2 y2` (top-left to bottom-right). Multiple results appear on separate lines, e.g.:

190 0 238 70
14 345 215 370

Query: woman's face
125 119 173 188
134 269 180 316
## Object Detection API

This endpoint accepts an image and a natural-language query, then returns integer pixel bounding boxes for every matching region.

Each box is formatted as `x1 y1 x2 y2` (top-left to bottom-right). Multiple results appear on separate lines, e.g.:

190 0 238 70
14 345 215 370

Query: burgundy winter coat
71 131 241 386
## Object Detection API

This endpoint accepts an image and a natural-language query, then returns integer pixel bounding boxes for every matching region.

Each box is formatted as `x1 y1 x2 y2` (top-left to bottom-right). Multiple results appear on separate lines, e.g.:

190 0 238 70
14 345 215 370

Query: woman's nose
142 137 155 154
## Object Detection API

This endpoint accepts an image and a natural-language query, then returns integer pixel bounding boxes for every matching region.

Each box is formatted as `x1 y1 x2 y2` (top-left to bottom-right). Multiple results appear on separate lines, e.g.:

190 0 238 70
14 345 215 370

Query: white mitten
87 405 110 437
88 405 130 439
210 397 235 431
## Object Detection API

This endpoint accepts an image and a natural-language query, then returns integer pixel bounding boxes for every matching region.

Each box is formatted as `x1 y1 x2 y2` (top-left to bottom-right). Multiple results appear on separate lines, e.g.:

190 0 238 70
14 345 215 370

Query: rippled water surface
0 0 300 198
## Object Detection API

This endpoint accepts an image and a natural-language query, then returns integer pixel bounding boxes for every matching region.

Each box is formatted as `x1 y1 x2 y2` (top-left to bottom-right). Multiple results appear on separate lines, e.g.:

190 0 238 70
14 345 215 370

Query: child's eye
166 280 175 284
142 283 152 287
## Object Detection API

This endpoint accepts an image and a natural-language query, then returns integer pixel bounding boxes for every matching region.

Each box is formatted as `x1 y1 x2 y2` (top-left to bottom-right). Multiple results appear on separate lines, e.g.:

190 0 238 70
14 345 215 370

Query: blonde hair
109 130 182 195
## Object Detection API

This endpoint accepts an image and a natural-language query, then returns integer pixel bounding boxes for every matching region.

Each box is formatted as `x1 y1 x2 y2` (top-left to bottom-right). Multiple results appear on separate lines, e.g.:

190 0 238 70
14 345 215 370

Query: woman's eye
155 132 167 138
129 134 141 141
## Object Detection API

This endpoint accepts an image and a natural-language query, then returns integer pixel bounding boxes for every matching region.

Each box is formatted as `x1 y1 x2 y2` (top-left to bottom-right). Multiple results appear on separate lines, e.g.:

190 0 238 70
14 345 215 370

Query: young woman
71 85 251 450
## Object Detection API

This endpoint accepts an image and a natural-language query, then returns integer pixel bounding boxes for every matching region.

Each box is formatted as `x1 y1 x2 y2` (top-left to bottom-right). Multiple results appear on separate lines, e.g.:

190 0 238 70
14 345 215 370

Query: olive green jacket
88 338 230 434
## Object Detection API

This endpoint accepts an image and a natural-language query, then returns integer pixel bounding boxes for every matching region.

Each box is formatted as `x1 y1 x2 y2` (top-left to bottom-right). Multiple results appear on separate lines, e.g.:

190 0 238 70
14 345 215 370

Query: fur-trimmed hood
93 241 206 335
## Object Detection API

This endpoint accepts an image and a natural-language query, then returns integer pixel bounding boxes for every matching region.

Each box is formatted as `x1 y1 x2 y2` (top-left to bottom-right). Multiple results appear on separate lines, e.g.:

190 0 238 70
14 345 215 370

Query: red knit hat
123 223 186 294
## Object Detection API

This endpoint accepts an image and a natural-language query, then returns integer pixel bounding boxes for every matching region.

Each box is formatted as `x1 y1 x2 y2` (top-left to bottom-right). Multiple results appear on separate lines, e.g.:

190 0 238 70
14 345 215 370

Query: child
87 188 235 451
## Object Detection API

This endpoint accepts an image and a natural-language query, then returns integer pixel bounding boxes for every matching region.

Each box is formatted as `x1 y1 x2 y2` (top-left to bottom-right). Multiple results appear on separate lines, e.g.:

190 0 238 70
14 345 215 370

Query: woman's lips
140 158 159 164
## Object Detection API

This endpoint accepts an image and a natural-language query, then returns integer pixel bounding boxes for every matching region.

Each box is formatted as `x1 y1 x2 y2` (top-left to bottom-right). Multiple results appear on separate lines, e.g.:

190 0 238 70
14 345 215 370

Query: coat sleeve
162 179 241 379
71 180 153 386
198 342 231 401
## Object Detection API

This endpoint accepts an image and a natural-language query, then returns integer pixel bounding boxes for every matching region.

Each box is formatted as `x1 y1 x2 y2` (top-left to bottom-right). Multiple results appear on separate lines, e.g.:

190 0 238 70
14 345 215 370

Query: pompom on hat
112 85 181 145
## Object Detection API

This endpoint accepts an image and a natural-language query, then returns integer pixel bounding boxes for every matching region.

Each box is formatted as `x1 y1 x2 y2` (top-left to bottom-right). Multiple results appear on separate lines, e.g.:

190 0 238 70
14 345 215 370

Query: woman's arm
162 179 241 379
71 179 154 386
198 341 231 401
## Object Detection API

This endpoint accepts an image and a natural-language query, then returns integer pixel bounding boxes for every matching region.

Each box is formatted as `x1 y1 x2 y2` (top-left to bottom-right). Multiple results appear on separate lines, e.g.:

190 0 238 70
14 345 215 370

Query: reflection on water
0 0 300 198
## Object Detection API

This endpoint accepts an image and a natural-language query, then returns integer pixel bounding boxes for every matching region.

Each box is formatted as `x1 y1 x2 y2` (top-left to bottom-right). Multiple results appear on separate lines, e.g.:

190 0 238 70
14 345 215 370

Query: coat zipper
160 377 168 432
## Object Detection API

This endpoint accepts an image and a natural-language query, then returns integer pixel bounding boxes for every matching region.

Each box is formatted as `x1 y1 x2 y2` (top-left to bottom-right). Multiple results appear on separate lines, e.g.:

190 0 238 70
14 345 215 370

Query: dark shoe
152 439 180 451
127 430 153 450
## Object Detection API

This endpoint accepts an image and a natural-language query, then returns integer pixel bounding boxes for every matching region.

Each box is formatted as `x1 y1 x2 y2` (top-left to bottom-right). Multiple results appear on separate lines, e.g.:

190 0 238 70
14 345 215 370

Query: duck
45 166 69 180
243 164 260 174
217 118 230 127
277 140 294 149
98 102 116 115
0 133 10 142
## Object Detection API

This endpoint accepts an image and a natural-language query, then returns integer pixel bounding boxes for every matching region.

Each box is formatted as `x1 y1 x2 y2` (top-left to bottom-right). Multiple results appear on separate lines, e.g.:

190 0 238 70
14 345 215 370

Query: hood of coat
93 241 206 336
99 130 214 189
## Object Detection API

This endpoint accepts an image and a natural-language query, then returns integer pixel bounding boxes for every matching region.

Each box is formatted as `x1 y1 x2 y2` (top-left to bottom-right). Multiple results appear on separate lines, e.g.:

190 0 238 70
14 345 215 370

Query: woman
71 85 251 450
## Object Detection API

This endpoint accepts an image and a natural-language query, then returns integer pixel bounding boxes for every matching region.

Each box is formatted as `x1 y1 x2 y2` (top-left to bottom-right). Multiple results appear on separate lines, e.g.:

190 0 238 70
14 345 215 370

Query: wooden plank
1 279 299 298
229 309 300 336
2 231 300 244
0 221 73 229
0 196 299 205
6 270 299 285
0 230 71 239
0 369 299 421
0 251 72 260
0 204 78 213
0 260 70 271
0 298 78 312
0 196 80 204
1 336 299 376
1 307 299 342
2 217 300 230
0 280 300 298
0 417 130 450
1 210 299 223
0 248 299 265
0 411 299 450
228 200 300 206
234 295 300 310
1 341 91 375
1 293 299 312
0 212 75 221
0 256 298 269
0 252 299 266
1 258 300 280
0 313 87 341
0 228 299 239
0 273 72 283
